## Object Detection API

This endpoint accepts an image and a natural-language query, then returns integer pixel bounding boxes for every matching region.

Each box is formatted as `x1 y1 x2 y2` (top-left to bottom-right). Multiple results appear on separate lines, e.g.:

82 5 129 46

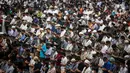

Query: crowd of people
0 0 130 73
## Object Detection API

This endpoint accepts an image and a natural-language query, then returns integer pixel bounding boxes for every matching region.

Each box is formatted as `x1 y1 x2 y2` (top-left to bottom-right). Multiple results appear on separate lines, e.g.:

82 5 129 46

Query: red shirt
128 22 130 26
55 53 63 66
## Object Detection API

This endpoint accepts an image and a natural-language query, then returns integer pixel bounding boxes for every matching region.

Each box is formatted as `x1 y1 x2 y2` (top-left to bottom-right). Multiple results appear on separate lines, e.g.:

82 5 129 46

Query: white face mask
48 65 51 68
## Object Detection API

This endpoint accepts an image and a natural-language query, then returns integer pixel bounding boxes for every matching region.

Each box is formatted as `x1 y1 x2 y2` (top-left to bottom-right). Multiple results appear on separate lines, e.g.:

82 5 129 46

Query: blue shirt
40 44 47 58
110 64 116 72
102 61 112 73
19 34 26 41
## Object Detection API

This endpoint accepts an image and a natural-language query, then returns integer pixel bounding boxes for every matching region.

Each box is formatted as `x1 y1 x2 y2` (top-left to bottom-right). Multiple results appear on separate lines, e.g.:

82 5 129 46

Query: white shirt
95 19 103 24
70 31 74 38
10 18 16 25
22 15 33 23
20 24 28 30
30 28 35 33
46 17 51 22
8 29 14 36
83 40 92 47
54 9 59 14
29 59 35 65
98 25 106 31
60 30 66 37
83 10 93 15
65 43 73 51
98 58 104 67
46 24 52 29
119 67 128 73
45 47 53 55
101 36 109 43
47 9 53 14
61 57 68 70
47 67 56 73
124 45 130 53
82 67 92 73
101 45 109 54
81 51 88 60
36 29 41 36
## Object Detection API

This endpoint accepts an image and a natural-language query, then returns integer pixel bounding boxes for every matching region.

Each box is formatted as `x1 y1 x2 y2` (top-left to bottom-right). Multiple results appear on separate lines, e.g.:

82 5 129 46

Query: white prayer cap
55 24 61 27
40 28 44 30
54 6 58 9
73 13 77 15
123 21 127 24
79 32 84 35
64 16 67 20
71 58 76 62
124 40 129 43
86 1 89 4
14 16 17 18
47 18 51 22
12 26 16 28
84 59 90 64
49 6 53 9
124 55 130 59
34 56 39 60
81 16 84 19
98 17 101 19
44 10 47 13
82 49 85 51
95 14 98 17
92 30 97 33
88 29 91 32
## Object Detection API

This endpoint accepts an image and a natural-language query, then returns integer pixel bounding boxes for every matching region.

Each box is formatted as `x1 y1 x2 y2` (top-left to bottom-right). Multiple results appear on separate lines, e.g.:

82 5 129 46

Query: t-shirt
102 61 112 73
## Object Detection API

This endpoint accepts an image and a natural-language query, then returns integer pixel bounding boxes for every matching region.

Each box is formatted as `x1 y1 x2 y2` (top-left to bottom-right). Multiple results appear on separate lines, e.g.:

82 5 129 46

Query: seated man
102 57 112 73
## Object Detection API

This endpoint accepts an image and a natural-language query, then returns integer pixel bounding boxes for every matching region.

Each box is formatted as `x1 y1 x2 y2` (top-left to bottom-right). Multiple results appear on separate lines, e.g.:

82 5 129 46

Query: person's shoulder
107 61 112 65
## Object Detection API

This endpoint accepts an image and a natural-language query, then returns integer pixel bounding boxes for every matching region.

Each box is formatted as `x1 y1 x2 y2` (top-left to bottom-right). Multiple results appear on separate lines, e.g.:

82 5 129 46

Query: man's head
103 57 108 62
84 59 90 67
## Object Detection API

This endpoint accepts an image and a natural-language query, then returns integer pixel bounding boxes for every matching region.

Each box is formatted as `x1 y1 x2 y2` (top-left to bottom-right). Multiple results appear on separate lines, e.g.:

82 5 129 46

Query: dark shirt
34 62 42 73
76 62 85 73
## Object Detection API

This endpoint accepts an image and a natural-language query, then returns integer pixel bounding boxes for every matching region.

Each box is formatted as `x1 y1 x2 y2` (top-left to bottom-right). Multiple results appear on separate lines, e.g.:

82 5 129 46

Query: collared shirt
102 61 112 73
45 47 53 56
20 24 28 30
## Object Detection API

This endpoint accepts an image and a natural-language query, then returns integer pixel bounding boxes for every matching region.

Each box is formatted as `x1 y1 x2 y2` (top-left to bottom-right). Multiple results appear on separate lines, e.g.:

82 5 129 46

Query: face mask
48 65 51 68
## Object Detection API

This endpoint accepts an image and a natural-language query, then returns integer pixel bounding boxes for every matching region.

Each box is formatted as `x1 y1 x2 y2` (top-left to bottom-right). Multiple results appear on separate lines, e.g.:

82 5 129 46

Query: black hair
103 57 108 61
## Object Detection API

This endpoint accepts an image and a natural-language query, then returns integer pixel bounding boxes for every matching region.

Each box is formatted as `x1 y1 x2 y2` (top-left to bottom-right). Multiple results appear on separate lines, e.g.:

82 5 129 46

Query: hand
108 70 113 73
102 68 107 71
